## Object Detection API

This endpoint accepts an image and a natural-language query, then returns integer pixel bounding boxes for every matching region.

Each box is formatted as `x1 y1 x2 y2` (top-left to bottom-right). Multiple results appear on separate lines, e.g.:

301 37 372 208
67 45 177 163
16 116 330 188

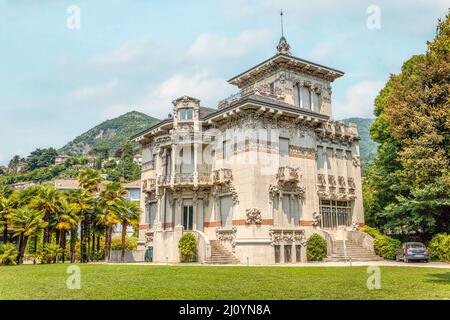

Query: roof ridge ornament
276 10 291 55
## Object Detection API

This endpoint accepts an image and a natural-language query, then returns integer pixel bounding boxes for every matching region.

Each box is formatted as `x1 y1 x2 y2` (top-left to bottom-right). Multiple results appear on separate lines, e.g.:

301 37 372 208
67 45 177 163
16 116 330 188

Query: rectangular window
146 202 157 225
183 205 193 231
220 195 233 227
178 108 193 120
274 245 281 263
346 150 353 177
301 87 311 109
336 149 344 176
317 146 325 171
223 140 231 160
284 245 292 263
326 147 333 171
295 245 302 262
282 195 291 225
129 189 140 201
319 199 352 229
279 138 289 157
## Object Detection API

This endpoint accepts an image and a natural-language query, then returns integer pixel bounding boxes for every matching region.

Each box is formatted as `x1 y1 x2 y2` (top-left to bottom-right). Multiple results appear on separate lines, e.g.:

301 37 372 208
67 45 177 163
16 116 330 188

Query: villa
132 35 379 264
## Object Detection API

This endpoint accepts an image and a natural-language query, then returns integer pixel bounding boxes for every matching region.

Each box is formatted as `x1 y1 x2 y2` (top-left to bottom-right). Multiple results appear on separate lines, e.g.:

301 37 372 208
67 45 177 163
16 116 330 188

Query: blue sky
0 0 448 165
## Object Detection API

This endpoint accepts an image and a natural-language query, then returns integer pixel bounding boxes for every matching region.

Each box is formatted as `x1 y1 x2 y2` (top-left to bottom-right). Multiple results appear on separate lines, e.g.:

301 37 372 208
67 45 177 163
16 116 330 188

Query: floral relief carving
245 208 262 224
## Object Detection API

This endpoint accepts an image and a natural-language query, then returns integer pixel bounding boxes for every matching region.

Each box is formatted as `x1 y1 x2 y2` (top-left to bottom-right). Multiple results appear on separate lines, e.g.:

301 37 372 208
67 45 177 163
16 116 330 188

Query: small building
11 181 37 190
54 155 70 165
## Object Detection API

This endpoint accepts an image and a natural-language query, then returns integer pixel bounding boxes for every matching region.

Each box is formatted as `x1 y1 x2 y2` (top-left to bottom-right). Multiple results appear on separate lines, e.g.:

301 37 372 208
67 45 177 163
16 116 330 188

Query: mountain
59 111 160 156
341 117 378 164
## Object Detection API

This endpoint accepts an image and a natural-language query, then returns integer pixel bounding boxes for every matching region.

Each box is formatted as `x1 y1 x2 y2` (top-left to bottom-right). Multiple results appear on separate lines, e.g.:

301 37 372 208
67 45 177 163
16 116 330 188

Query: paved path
107 261 450 269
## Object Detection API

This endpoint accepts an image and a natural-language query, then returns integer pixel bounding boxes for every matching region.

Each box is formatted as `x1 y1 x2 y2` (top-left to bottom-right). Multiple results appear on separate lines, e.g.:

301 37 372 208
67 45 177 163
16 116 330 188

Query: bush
428 233 450 262
360 225 381 238
41 243 63 264
373 235 401 260
178 232 197 263
110 236 137 251
0 243 18 266
306 233 327 261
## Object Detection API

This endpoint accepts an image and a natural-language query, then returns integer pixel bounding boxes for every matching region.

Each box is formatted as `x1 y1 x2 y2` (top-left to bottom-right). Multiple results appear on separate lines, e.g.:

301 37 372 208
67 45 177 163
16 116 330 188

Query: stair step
205 240 240 265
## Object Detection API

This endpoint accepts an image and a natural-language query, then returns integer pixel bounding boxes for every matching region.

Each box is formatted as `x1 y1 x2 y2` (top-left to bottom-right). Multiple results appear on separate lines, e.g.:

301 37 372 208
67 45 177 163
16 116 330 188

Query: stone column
193 143 199 187
171 144 177 187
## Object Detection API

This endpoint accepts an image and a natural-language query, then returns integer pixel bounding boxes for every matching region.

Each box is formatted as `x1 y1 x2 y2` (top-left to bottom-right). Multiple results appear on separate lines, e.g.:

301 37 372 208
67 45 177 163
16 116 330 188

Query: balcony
174 173 194 185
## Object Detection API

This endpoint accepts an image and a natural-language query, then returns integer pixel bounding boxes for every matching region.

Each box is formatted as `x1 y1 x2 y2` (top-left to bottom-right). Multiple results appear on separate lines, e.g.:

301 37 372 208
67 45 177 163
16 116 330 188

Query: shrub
373 235 401 260
428 233 450 262
306 233 327 261
110 236 137 251
178 232 197 263
41 243 63 264
0 243 18 266
360 225 381 238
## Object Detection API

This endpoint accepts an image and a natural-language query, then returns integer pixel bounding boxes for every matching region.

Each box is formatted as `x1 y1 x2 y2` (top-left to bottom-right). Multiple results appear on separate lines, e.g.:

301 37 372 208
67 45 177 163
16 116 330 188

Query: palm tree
78 169 102 195
55 198 79 263
65 189 94 263
118 200 141 262
78 169 103 261
0 196 15 243
29 186 61 245
97 182 125 262
11 208 47 264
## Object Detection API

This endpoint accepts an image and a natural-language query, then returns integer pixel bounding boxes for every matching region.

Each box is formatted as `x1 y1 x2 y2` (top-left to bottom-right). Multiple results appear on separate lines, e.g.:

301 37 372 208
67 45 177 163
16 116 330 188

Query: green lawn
0 264 448 300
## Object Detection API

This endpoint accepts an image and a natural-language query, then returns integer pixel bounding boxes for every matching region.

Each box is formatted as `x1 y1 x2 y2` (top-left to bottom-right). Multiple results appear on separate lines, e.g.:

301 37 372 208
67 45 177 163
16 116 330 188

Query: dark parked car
396 242 431 263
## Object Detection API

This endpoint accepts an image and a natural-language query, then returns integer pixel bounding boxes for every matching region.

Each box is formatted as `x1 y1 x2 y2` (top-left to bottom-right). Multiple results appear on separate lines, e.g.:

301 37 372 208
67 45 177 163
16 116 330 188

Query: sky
0 0 448 165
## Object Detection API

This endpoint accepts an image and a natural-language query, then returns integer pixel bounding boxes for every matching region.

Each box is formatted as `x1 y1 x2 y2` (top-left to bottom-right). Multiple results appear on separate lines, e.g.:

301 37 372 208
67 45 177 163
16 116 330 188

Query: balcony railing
174 173 194 184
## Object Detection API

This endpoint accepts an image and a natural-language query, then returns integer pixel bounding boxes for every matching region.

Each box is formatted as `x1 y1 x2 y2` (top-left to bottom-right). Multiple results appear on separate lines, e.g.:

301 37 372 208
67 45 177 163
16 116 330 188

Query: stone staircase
325 239 383 262
205 240 240 264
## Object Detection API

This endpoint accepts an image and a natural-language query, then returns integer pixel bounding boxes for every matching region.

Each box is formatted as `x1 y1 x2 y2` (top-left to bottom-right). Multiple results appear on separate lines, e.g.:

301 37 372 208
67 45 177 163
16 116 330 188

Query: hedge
428 233 449 262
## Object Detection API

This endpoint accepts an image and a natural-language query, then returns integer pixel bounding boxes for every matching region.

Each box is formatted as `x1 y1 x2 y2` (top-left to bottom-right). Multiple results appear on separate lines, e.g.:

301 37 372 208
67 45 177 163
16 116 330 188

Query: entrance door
183 205 193 230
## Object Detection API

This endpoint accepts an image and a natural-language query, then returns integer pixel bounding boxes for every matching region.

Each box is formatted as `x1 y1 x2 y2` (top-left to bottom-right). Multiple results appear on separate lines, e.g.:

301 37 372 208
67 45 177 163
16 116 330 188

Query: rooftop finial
276 10 291 55
280 9 284 37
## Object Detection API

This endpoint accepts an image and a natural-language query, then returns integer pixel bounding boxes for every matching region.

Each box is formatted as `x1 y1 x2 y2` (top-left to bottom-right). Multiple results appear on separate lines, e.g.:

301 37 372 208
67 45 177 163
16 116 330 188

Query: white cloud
187 30 271 60
333 80 385 119
307 44 332 61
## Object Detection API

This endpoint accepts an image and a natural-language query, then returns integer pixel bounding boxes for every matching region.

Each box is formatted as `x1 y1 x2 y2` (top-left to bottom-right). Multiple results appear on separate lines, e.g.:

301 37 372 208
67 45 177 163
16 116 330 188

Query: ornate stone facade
133 35 365 265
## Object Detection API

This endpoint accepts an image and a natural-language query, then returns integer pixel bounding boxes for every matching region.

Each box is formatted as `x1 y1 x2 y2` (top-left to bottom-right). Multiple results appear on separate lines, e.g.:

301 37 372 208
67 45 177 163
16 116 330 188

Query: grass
0 264 448 300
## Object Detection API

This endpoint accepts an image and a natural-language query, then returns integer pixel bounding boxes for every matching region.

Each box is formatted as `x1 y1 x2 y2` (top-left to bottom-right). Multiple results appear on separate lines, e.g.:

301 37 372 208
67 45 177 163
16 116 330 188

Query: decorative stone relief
245 208 262 224
312 212 321 227
269 166 306 202
145 231 154 246
216 226 237 247
270 229 306 246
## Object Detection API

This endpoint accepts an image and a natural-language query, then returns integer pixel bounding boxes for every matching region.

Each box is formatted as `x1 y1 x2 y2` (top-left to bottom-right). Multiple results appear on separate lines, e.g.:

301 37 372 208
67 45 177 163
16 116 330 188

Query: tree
8 155 26 173
26 148 58 170
78 168 102 194
29 186 61 245
364 12 450 241
65 189 94 263
118 200 141 262
97 182 125 262
54 198 79 263
0 196 15 243
11 208 47 264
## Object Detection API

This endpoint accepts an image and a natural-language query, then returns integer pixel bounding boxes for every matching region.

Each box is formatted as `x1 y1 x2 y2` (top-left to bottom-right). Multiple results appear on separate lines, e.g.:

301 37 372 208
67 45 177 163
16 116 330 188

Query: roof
130 106 217 141
54 179 80 190
122 180 141 189
228 53 344 87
